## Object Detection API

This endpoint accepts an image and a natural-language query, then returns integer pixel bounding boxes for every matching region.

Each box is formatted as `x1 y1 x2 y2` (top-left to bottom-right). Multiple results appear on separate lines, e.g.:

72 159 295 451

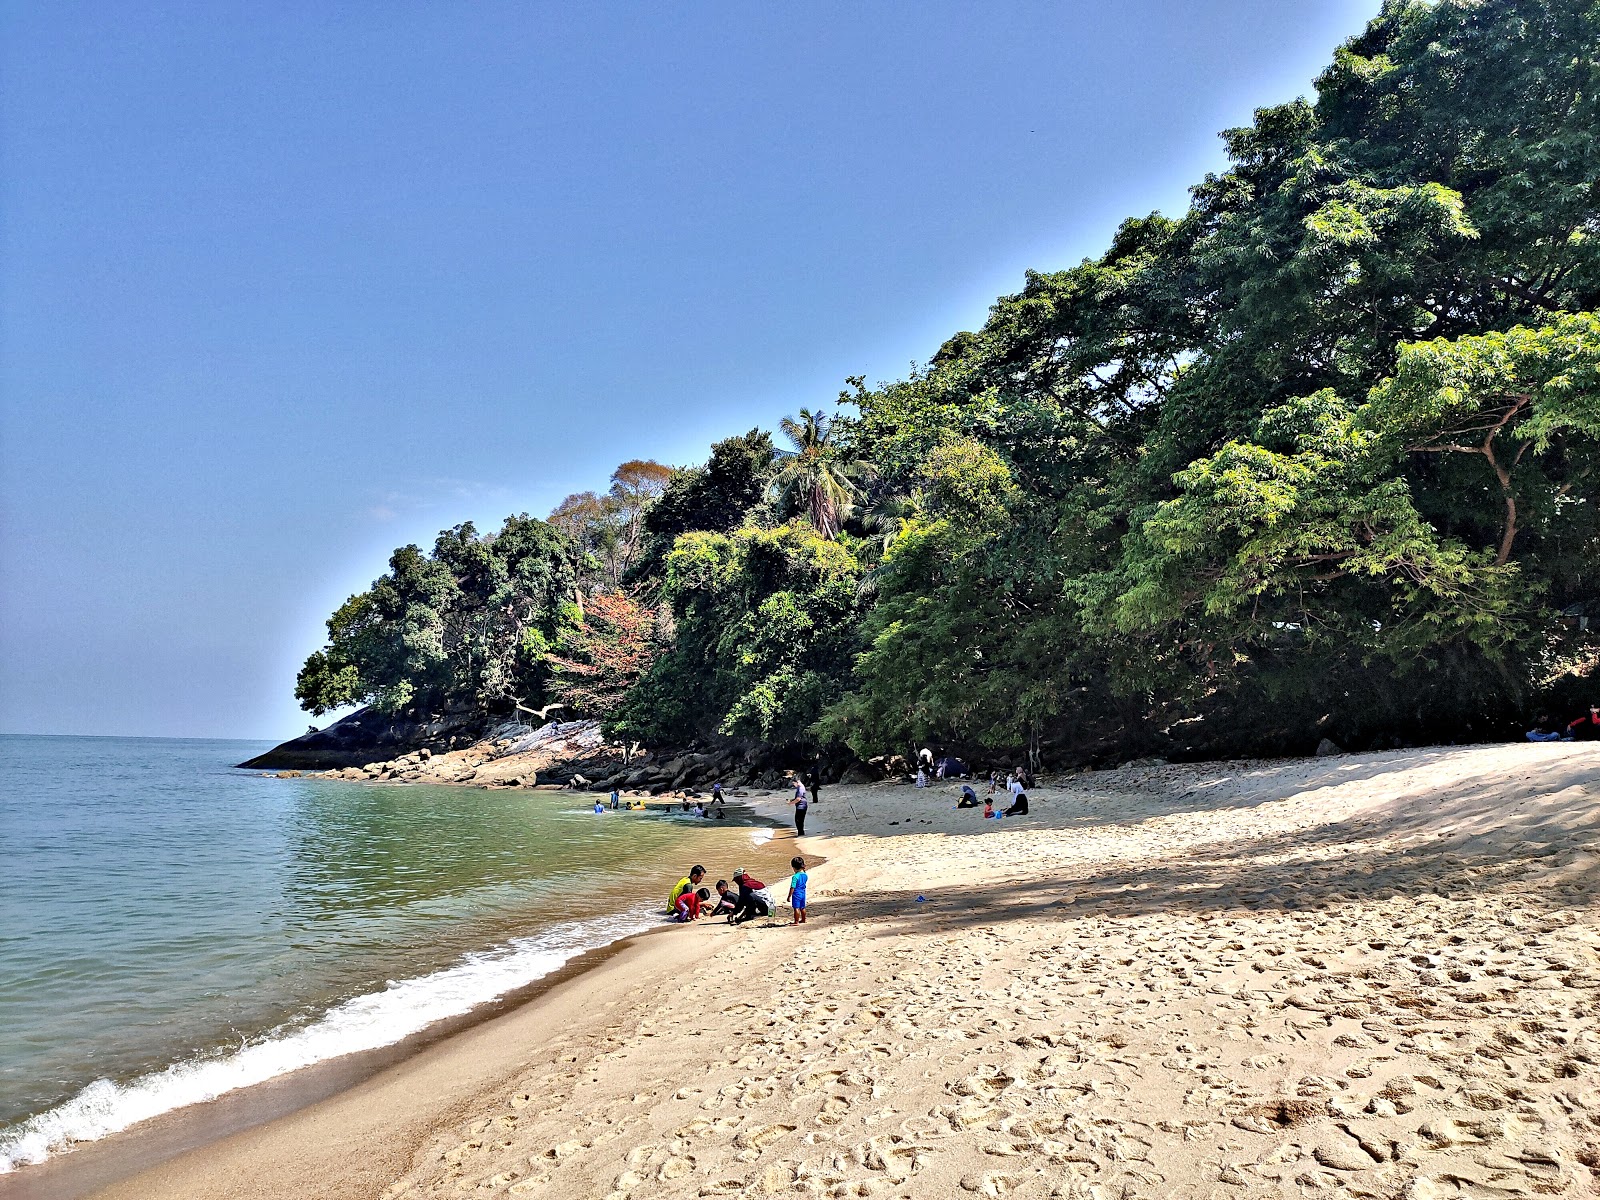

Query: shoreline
0 808 801 1200
0 930 670 1200
9 743 1600 1199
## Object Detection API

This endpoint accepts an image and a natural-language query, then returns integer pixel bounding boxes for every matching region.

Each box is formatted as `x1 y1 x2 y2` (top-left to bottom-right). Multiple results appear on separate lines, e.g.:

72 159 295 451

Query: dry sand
71 742 1600 1199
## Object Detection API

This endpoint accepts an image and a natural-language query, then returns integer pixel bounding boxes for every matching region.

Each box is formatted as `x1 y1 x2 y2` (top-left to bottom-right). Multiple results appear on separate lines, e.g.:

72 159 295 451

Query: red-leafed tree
545 592 659 719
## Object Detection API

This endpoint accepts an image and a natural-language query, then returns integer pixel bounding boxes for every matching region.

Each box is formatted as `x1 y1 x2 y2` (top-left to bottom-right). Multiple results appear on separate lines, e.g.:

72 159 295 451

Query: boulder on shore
237 706 479 770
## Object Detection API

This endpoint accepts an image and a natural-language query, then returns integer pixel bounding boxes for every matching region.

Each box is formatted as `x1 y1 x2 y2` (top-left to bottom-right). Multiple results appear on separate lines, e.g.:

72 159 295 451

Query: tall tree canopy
300 0 1600 764
295 515 579 718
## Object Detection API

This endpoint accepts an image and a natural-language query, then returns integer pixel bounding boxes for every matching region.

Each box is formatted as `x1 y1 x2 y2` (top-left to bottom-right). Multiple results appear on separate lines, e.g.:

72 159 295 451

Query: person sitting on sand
957 784 979 808
982 798 995 819
707 879 738 917
729 869 773 923
1567 705 1600 741
1526 714 1563 742
674 886 710 922
1003 791 1029 817
669 866 705 914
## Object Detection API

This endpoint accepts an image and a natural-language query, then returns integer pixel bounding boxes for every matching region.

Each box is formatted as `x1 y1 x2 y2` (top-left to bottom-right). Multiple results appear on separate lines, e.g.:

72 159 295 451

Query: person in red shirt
1567 705 1600 741
674 887 709 922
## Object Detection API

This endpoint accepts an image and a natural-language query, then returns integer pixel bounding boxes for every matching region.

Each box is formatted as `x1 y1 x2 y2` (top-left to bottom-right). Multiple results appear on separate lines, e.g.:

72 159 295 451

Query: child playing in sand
787 856 808 924
983 797 996 818
708 879 738 917
674 887 709 922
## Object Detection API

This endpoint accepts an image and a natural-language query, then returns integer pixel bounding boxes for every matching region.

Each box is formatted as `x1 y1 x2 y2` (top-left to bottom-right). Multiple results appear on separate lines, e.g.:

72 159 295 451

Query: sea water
0 734 767 1172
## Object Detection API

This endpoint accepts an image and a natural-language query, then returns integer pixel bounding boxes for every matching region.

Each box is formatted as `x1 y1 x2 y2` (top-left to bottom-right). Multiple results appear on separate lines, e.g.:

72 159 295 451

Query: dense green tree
611 524 861 748
300 0 1600 763
827 0 1600 758
295 515 579 719
630 429 777 580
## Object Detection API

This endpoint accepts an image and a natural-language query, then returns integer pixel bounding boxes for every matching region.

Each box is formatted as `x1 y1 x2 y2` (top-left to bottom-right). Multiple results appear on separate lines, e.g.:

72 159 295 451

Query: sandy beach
28 742 1600 1200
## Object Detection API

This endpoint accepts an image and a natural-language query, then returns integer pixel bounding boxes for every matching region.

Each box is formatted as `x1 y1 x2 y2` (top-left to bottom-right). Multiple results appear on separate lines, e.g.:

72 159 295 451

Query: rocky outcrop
262 714 870 796
238 706 487 770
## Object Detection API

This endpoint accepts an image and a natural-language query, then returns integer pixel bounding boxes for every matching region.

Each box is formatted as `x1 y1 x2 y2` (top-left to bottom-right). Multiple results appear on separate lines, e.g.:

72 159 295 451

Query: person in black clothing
957 784 980 808
729 869 772 923
1003 792 1029 816
707 879 739 917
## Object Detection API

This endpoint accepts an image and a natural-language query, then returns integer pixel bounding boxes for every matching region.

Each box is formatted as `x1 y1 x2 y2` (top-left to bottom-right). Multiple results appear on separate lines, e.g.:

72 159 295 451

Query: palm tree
768 408 866 539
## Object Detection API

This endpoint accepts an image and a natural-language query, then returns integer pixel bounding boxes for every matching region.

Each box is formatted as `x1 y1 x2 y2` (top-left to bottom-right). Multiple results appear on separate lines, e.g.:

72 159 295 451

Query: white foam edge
0 907 657 1173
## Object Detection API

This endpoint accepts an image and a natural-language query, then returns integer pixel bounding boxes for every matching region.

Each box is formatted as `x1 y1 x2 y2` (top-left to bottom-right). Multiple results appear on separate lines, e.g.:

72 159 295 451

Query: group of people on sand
1526 705 1600 742
913 746 972 788
667 858 810 926
955 770 1031 817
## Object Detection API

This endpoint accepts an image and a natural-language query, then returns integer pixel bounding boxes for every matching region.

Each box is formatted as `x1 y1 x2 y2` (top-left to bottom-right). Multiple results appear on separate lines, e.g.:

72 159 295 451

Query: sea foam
0 909 656 1172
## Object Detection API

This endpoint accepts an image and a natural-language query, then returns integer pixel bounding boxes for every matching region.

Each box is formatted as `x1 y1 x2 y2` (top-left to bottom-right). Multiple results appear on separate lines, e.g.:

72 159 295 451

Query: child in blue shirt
787 855 809 925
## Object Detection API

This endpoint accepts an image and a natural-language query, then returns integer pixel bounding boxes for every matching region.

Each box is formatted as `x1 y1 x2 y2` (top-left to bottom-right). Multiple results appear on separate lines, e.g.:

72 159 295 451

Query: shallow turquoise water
0 734 764 1169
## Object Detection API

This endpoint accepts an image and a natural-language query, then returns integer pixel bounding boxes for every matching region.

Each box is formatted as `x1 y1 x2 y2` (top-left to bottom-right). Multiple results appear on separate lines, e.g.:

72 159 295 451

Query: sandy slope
92 743 1600 1200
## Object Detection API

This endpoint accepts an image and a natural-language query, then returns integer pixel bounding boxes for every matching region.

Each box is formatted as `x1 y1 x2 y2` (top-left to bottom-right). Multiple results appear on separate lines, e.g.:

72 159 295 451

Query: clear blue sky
0 0 1380 740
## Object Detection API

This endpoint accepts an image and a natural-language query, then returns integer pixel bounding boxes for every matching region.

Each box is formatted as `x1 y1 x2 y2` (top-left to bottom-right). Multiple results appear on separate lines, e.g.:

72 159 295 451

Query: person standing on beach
787 856 808 925
790 774 810 837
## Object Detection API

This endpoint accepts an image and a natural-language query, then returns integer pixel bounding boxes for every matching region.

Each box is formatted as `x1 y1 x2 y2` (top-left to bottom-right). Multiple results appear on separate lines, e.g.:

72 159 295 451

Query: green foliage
821 0 1600 758
611 524 861 747
631 429 777 579
767 408 870 539
301 0 1600 760
295 515 580 718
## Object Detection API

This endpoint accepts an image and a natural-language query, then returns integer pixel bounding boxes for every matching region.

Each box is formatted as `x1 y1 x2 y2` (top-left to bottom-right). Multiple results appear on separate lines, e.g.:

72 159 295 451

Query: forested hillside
294 0 1600 768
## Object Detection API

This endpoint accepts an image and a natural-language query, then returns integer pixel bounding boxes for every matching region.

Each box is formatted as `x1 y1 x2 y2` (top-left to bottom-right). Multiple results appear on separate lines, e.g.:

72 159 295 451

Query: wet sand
19 742 1600 1200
